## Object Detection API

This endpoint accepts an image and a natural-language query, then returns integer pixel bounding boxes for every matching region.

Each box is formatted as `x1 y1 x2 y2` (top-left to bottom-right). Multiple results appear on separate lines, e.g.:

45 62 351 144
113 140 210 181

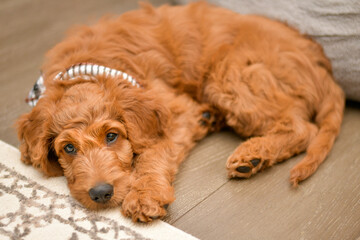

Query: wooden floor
1 1 360 239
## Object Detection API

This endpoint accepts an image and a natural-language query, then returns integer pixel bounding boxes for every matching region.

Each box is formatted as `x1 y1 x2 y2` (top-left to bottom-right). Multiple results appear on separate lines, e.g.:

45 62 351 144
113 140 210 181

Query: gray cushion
175 0 360 101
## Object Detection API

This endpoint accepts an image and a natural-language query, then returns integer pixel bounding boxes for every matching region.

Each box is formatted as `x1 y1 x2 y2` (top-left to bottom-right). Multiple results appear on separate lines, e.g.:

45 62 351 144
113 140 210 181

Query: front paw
199 106 224 132
121 190 173 222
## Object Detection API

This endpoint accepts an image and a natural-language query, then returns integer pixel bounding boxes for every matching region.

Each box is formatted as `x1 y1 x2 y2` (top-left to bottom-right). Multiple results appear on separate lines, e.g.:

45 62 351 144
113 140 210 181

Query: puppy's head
17 78 168 209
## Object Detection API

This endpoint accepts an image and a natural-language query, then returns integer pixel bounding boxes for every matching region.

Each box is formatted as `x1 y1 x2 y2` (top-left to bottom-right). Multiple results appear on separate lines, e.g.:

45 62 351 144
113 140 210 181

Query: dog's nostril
89 183 114 204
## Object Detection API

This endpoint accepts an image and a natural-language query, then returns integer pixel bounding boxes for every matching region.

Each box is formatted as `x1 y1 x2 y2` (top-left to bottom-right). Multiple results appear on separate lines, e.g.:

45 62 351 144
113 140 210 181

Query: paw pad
236 166 251 173
250 159 261 167
228 157 265 179
200 111 212 126
202 111 211 119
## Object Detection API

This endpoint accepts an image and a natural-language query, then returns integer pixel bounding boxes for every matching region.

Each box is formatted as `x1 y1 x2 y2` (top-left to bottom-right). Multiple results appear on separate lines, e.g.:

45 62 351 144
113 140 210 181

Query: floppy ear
119 90 170 154
17 101 63 177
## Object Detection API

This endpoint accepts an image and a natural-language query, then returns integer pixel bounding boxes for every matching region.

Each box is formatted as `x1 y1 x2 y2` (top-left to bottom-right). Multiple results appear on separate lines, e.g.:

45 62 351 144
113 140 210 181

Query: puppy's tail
290 74 345 186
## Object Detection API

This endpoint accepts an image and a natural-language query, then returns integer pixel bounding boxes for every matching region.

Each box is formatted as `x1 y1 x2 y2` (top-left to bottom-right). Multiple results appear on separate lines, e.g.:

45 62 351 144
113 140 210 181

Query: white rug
0 140 198 240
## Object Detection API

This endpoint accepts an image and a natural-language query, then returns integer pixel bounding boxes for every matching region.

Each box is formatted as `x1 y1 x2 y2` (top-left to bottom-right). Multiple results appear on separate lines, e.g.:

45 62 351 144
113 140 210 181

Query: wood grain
164 131 242 223
171 104 360 240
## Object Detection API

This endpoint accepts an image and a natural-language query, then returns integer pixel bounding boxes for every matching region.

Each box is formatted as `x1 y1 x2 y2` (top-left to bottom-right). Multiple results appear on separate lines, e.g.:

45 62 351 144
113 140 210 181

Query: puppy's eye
64 144 76 154
106 133 118 144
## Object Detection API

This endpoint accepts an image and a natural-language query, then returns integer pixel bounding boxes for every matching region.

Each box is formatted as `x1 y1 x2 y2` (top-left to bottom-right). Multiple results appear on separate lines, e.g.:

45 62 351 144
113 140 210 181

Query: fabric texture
175 0 360 101
0 140 198 240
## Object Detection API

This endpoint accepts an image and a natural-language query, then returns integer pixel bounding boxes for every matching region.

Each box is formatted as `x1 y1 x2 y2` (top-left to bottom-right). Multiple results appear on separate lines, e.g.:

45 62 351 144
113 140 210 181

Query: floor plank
171 105 360 240
163 131 241 223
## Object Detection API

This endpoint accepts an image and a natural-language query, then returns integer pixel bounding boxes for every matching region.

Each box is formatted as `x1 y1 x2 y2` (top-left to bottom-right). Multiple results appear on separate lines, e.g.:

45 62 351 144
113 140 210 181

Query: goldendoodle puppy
17 2 344 222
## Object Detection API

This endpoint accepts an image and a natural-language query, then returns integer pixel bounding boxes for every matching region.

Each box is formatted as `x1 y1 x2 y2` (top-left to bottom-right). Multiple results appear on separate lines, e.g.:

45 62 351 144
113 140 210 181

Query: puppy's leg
121 144 176 222
122 96 217 222
227 116 318 179
203 57 323 180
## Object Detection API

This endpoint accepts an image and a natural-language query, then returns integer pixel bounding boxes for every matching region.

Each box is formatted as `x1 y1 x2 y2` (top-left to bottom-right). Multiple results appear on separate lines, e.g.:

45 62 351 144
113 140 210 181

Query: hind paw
227 153 268 179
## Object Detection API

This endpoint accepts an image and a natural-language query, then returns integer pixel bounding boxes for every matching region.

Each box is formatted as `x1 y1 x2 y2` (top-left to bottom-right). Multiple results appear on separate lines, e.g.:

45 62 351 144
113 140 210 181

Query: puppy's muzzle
88 183 114 203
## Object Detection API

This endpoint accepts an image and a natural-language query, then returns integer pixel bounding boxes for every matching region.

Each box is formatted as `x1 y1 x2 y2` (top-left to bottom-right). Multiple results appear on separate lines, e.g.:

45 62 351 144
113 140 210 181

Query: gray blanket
175 0 360 101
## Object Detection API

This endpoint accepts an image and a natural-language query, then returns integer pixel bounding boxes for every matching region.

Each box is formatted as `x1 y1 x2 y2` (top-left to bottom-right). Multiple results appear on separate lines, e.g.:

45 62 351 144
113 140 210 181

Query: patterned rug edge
0 140 198 240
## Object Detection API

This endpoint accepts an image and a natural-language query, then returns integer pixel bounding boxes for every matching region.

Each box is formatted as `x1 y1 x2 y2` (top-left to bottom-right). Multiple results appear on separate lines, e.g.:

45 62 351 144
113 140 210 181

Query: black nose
89 183 114 203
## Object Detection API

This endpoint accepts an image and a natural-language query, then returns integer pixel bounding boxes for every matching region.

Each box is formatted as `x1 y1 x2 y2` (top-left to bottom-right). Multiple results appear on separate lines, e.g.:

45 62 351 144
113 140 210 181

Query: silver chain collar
26 63 141 107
